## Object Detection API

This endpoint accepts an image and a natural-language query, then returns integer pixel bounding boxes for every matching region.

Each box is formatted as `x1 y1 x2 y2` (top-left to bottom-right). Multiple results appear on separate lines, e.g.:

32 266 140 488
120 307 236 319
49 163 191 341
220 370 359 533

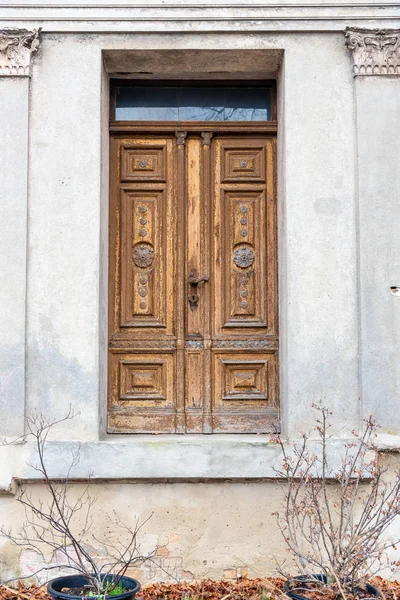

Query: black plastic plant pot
284 574 381 600
47 574 141 600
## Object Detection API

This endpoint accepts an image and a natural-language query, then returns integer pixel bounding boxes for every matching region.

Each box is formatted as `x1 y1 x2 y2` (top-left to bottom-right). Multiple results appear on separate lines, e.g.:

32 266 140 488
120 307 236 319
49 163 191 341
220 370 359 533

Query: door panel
120 145 167 182
213 137 277 336
212 350 278 433
221 144 266 182
108 131 279 434
108 136 179 433
120 188 168 328
108 351 177 433
210 136 278 432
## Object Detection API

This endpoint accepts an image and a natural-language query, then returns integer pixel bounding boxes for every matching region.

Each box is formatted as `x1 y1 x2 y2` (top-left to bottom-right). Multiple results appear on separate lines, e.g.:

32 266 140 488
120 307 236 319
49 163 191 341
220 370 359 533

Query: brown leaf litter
1 577 400 600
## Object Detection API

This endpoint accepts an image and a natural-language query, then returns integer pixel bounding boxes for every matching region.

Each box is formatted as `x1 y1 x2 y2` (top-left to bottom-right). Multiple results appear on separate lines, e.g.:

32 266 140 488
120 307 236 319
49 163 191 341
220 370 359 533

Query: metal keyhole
188 294 200 307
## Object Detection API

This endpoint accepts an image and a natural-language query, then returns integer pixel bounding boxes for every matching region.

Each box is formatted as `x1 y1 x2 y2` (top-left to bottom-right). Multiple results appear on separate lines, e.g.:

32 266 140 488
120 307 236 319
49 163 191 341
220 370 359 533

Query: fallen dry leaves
140 577 285 600
371 578 400 600
0 577 400 600
0 582 49 600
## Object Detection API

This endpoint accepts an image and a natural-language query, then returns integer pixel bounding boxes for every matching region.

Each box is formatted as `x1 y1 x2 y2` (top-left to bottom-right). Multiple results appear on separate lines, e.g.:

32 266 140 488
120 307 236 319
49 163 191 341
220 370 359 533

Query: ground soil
0 577 398 600
60 586 105 596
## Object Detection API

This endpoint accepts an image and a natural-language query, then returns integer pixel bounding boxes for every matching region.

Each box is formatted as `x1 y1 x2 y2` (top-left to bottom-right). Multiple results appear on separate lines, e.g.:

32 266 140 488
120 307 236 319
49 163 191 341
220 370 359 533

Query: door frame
108 94 279 433
110 121 277 135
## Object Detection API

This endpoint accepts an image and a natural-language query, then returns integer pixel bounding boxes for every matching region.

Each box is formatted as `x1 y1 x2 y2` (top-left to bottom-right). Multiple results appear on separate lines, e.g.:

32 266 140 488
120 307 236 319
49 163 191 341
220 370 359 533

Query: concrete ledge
376 434 400 452
18 437 282 481
4 435 389 483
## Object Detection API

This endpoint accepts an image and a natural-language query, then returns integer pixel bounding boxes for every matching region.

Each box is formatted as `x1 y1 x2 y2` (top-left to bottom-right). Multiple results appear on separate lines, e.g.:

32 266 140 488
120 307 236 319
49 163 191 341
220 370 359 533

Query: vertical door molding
201 131 213 433
175 131 187 432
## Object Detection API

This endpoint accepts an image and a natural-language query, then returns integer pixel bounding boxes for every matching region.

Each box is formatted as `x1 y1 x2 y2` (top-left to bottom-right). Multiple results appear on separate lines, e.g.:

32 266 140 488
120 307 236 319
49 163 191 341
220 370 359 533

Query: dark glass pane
115 86 271 121
178 87 224 121
224 87 271 121
115 86 179 120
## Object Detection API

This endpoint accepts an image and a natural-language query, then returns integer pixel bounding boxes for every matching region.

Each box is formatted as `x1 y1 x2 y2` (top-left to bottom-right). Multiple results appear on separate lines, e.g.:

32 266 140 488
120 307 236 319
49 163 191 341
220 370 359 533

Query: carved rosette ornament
0 28 40 76
345 27 400 76
132 244 154 268
234 247 254 269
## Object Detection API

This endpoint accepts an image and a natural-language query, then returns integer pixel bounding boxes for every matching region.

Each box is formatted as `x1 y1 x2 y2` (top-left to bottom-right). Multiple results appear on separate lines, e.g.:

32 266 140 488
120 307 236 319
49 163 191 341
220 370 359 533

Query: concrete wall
1 465 400 584
0 481 286 584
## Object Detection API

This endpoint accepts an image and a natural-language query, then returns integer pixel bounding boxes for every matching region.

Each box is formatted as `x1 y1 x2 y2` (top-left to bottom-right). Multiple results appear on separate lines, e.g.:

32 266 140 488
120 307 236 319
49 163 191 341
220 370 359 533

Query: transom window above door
112 83 273 121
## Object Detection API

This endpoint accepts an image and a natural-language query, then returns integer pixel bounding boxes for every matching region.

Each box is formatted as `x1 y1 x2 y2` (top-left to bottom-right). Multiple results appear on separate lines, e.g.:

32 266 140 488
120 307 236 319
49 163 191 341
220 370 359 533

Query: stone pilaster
345 27 400 76
345 28 400 432
0 29 40 437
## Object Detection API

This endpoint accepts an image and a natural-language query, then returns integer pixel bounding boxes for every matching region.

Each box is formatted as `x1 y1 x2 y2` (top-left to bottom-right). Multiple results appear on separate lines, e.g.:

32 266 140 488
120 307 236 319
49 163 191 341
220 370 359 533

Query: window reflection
115 86 272 121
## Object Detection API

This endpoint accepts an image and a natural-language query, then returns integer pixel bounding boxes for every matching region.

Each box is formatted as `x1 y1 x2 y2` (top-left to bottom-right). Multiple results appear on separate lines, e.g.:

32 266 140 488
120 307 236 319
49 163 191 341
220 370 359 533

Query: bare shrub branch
273 406 400 598
1 410 155 595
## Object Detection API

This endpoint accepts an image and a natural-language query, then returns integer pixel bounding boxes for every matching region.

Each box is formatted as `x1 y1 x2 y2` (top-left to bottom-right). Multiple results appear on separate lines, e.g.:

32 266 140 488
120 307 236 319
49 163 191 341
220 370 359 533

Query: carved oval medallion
234 247 254 269
132 244 154 268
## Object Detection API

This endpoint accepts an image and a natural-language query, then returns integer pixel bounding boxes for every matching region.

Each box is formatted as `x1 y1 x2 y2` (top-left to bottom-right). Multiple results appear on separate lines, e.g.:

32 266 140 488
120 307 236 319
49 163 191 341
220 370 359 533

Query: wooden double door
108 127 279 433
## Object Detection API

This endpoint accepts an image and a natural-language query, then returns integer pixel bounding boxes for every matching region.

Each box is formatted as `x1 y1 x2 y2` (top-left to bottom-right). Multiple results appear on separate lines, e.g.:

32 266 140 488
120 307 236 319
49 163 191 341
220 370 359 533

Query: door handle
188 270 209 308
188 272 209 286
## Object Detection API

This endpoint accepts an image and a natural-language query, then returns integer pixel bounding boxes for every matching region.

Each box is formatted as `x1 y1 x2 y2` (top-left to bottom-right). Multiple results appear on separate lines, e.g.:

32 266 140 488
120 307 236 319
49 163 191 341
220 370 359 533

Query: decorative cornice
345 27 400 76
0 28 40 76
1 5 400 34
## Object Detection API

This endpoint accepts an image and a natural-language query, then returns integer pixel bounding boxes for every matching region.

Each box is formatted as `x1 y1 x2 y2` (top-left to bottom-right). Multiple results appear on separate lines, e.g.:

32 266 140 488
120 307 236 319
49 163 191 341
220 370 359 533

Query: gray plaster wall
25 34 102 441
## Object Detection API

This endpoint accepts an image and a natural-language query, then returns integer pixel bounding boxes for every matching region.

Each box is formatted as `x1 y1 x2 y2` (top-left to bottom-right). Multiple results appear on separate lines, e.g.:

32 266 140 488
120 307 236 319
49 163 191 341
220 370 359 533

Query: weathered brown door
108 129 279 433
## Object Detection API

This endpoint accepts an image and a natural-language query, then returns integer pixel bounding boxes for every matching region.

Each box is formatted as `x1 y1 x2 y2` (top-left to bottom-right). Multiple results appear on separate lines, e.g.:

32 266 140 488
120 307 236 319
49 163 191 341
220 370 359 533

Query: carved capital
201 132 213 146
175 131 187 146
345 27 400 76
0 28 40 77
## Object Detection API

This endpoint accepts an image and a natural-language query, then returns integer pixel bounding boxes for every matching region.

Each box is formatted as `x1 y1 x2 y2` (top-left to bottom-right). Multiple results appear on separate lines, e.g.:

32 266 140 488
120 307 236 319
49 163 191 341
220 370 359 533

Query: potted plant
47 573 140 600
1 411 152 599
273 406 400 600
